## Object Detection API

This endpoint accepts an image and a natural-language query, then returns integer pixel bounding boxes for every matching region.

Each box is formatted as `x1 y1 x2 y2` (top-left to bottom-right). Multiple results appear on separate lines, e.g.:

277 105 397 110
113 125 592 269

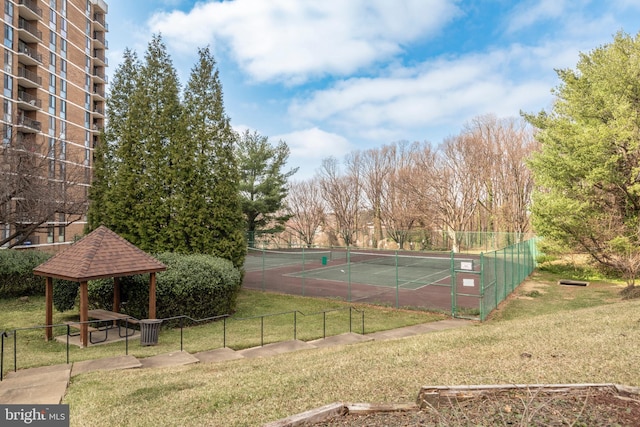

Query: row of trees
285 115 537 252
87 36 295 268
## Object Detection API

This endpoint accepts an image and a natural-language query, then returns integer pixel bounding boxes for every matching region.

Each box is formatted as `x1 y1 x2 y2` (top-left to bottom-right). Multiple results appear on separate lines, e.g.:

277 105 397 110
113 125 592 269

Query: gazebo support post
149 273 157 319
80 281 89 347
113 277 121 313
45 277 53 341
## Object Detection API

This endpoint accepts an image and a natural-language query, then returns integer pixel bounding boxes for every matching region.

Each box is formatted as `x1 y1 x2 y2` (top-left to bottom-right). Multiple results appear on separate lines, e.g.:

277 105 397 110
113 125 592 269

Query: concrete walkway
0 318 472 405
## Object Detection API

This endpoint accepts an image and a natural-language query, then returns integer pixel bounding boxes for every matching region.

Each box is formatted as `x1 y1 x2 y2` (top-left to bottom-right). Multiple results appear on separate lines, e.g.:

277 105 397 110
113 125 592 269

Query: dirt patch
301 386 640 426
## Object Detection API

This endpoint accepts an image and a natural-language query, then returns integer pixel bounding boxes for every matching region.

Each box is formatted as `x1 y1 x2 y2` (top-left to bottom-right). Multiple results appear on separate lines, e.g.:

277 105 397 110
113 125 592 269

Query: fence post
1 332 5 381
261 246 266 291
479 252 485 321
180 317 184 352
13 331 17 373
302 248 306 297
450 251 456 317
347 248 352 302
395 250 399 308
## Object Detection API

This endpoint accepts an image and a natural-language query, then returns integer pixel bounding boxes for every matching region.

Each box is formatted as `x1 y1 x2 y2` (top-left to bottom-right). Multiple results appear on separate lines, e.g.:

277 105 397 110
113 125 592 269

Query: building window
3 74 12 98
61 17 67 37
49 31 56 52
4 24 13 49
58 213 65 242
4 1 13 19
85 54 90 72
48 138 55 178
2 124 11 146
84 111 90 128
60 79 66 99
49 52 56 72
60 99 66 119
48 94 55 114
49 8 56 31
47 226 54 243
60 59 66 78
60 39 66 58
3 98 12 122
49 73 56 93
4 48 12 73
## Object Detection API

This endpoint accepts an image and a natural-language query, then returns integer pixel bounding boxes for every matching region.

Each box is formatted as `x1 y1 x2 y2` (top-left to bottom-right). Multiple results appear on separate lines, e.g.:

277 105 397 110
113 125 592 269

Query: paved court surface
0 318 473 405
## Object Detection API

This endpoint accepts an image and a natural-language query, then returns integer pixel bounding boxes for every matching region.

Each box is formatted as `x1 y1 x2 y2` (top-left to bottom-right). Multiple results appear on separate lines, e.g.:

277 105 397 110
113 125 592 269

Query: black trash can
139 319 162 346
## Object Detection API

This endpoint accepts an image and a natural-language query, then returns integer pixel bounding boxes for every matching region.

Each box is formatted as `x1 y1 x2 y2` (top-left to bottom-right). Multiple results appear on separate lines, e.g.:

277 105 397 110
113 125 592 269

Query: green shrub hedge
0 250 51 298
88 253 242 322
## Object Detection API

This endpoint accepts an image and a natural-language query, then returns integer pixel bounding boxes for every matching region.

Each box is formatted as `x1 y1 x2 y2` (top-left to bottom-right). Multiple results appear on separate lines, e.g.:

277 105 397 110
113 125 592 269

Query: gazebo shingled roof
33 225 166 347
33 225 167 281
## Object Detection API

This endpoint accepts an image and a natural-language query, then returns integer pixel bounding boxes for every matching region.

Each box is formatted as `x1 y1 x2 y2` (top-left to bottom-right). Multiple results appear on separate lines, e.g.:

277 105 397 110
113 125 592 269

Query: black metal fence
1 307 364 381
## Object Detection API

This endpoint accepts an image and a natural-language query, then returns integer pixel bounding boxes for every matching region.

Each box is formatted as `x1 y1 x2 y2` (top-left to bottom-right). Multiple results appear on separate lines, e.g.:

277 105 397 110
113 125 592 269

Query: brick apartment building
1 0 107 248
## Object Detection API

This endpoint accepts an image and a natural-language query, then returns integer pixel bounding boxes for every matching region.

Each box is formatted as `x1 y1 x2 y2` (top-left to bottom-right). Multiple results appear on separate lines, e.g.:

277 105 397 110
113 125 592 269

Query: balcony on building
91 117 104 133
17 42 42 66
17 0 43 21
16 114 41 133
17 18 42 43
92 67 107 84
17 88 41 111
17 66 42 88
92 102 105 117
92 31 107 49
93 49 107 67
92 84 105 100
93 13 108 33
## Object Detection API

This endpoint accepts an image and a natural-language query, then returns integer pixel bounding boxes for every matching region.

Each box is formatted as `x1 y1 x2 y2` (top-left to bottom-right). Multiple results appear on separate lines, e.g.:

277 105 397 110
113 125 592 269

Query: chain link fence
243 237 539 321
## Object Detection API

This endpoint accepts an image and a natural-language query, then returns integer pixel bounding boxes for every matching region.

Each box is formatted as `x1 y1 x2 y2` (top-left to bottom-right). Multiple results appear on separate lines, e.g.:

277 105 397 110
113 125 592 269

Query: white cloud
271 127 353 179
287 45 560 143
273 127 352 159
147 0 461 83
506 0 568 33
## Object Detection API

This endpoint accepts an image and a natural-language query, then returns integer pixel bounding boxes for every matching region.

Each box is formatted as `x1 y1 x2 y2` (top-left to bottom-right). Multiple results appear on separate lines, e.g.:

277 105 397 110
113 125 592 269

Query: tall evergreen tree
176 47 246 268
525 31 640 285
87 48 140 236
127 35 183 252
236 130 298 244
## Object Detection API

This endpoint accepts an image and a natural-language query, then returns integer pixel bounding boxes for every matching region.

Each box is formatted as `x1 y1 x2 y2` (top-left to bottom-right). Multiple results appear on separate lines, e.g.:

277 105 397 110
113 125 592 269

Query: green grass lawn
3 269 638 427
0 289 445 373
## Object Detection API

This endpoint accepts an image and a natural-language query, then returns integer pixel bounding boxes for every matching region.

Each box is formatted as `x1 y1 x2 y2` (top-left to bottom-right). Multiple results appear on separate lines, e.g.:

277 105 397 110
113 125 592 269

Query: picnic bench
64 321 109 344
89 309 139 338
64 310 139 344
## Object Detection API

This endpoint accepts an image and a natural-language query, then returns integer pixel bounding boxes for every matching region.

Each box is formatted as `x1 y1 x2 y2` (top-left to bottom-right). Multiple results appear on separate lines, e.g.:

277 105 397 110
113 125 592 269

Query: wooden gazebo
33 226 167 347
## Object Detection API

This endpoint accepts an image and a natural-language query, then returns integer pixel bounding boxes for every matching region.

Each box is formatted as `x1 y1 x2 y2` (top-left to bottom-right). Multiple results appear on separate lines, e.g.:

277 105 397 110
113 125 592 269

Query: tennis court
243 248 481 313
286 250 475 290
243 240 538 320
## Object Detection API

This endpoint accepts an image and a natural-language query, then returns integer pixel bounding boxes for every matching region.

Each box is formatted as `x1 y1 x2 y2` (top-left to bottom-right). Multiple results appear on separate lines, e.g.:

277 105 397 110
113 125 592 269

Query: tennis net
348 251 475 271
247 248 332 261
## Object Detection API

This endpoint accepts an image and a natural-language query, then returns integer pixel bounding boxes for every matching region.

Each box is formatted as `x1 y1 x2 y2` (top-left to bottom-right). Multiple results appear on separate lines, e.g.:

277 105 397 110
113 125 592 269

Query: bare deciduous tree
1 133 87 247
380 141 424 249
318 156 362 247
286 178 326 247
359 146 393 247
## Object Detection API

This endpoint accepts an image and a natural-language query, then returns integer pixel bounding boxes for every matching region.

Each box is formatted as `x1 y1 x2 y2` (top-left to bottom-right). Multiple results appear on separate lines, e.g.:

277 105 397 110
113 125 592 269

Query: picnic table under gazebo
33 226 167 347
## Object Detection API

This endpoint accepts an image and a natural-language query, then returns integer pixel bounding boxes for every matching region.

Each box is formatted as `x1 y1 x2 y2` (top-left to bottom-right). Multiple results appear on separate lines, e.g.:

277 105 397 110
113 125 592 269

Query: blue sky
104 0 640 179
